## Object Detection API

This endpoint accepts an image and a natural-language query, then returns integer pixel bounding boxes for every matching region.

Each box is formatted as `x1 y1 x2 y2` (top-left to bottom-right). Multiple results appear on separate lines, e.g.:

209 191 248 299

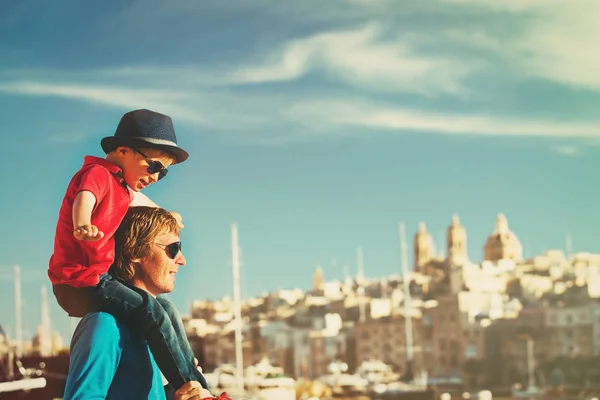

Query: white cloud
553 145 580 156
285 98 600 138
228 23 477 96
440 0 600 91
2 80 599 143
0 81 206 125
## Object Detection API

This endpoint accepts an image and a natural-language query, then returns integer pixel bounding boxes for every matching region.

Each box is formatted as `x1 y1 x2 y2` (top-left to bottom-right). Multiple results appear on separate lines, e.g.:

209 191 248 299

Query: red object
49 156 132 287
203 392 232 400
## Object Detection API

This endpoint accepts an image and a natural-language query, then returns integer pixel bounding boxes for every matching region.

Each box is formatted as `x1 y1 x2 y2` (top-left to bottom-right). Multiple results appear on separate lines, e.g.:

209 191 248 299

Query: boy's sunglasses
133 148 169 180
155 241 182 259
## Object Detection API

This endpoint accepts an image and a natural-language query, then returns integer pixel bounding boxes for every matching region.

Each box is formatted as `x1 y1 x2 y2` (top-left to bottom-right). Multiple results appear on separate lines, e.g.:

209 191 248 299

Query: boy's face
119 147 175 191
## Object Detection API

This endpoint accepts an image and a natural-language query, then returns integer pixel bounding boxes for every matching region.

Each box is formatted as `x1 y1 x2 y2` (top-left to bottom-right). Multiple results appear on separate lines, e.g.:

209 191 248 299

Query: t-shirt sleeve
75 165 112 203
63 313 126 400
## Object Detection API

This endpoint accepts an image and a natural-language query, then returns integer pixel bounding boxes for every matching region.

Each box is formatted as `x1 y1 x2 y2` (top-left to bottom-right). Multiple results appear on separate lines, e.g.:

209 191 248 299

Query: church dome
483 213 523 262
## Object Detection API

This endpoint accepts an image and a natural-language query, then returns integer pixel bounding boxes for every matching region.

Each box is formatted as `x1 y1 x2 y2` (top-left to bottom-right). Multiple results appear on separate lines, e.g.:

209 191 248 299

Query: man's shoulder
77 312 128 337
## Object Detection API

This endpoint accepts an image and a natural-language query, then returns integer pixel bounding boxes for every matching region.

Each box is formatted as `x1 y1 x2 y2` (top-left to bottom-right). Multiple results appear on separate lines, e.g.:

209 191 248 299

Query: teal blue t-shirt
64 312 166 400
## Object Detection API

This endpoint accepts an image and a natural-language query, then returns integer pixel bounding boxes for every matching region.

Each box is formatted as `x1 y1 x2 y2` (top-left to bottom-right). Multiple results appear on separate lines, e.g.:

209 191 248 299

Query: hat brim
101 136 189 164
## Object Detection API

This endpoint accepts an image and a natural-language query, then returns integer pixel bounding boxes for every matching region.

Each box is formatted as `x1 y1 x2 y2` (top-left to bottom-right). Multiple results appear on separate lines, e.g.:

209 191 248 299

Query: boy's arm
72 191 104 241
129 189 160 207
129 190 183 228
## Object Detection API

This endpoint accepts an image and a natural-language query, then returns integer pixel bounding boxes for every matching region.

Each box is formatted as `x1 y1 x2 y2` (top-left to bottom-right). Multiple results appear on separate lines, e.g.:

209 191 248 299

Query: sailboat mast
566 232 573 258
357 246 366 322
399 223 414 364
14 265 22 358
40 285 52 357
230 223 244 395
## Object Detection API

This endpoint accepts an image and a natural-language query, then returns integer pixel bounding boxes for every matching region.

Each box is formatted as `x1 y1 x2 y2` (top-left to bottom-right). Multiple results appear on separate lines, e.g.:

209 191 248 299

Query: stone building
484 213 523 263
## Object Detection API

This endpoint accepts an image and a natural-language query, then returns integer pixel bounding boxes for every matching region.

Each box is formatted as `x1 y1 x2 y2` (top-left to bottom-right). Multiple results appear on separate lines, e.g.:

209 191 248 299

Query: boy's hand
171 211 184 228
73 224 105 241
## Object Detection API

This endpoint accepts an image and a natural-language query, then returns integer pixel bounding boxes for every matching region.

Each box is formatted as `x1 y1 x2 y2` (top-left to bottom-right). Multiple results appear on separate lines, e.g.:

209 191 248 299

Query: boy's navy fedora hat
101 109 189 164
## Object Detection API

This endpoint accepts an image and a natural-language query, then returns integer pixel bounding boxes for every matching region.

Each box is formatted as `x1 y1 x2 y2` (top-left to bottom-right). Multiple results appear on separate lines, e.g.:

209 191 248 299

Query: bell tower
447 214 468 265
414 222 435 272
313 266 324 291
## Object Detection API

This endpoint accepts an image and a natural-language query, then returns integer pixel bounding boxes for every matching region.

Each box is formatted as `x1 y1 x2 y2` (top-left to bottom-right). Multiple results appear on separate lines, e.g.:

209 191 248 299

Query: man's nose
148 173 159 183
176 252 186 265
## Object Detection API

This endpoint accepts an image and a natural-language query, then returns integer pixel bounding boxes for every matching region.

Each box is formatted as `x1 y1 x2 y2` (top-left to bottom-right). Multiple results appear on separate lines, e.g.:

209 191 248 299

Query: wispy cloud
0 81 206 125
285 98 600 138
1 80 599 144
439 0 600 91
1 0 599 146
228 23 476 96
553 145 580 157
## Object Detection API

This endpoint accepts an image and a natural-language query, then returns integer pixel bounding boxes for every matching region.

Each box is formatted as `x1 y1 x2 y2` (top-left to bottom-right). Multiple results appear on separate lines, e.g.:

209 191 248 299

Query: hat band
130 137 179 148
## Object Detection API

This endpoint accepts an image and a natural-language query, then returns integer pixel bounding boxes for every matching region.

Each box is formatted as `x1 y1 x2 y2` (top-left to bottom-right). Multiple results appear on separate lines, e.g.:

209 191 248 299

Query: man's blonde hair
112 206 181 282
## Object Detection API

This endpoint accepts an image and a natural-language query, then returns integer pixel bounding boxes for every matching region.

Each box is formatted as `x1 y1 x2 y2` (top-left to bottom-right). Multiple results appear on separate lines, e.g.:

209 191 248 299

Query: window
439 339 447 350
566 329 573 339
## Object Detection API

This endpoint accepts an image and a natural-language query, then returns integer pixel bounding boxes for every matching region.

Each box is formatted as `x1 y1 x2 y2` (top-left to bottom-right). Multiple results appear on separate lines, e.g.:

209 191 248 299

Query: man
63 206 226 399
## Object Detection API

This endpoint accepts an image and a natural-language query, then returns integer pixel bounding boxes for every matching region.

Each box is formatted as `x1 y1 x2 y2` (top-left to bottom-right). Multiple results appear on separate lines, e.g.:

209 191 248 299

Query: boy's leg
92 275 207 390
52 284 96 317
156 295 209 389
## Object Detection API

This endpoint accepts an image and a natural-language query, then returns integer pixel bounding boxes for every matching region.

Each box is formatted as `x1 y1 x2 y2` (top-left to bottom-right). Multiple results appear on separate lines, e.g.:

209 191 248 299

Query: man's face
133 230 185 296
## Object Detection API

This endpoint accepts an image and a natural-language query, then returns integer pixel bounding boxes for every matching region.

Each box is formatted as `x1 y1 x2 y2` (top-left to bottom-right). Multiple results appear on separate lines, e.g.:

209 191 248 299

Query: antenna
566 232 573 258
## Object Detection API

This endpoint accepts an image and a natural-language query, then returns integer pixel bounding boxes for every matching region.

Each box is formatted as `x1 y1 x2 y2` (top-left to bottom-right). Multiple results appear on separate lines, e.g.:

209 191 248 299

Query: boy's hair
112 206 181 282
109 145 178 164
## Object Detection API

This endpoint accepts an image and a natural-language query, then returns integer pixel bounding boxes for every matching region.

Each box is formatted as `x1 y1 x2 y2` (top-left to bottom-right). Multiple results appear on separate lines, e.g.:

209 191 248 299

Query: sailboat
228 224 296 400
511 336 542 399
372 223 436 400
0 266 64 398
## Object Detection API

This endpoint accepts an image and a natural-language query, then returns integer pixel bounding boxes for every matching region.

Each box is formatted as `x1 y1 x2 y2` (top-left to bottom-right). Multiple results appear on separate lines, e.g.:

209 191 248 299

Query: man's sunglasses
133 148 169 180
155 241 182 259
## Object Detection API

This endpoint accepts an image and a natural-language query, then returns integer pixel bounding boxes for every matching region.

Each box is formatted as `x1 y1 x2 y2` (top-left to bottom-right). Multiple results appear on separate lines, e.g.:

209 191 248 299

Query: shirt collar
83 156 126 186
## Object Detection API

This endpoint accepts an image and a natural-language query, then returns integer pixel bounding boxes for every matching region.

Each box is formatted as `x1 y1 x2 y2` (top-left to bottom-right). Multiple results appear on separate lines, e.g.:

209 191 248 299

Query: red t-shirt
48 156 133 288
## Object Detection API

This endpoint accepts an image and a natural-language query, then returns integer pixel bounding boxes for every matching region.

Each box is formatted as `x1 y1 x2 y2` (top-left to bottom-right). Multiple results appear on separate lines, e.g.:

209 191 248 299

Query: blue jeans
53 274 208 390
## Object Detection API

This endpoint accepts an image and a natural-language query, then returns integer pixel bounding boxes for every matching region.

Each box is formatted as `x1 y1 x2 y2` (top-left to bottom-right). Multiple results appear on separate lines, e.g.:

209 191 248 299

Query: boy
48 109 218 397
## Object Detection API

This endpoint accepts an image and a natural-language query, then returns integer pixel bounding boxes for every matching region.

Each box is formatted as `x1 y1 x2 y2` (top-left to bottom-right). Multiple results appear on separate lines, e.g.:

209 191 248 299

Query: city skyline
0 215 590 349
1 0 600 346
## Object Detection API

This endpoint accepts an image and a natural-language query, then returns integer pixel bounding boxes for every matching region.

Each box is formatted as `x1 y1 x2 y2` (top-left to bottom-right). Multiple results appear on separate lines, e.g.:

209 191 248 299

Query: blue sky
0 0 599 343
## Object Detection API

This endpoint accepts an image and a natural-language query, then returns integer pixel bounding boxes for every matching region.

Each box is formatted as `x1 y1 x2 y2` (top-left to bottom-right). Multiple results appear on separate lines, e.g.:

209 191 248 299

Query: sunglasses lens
166 242 181 258
147 161 164 174
157 169 169 181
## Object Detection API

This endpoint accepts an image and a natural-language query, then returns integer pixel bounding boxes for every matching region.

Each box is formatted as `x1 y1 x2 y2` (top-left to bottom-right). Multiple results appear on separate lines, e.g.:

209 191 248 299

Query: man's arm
63 313 125 400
